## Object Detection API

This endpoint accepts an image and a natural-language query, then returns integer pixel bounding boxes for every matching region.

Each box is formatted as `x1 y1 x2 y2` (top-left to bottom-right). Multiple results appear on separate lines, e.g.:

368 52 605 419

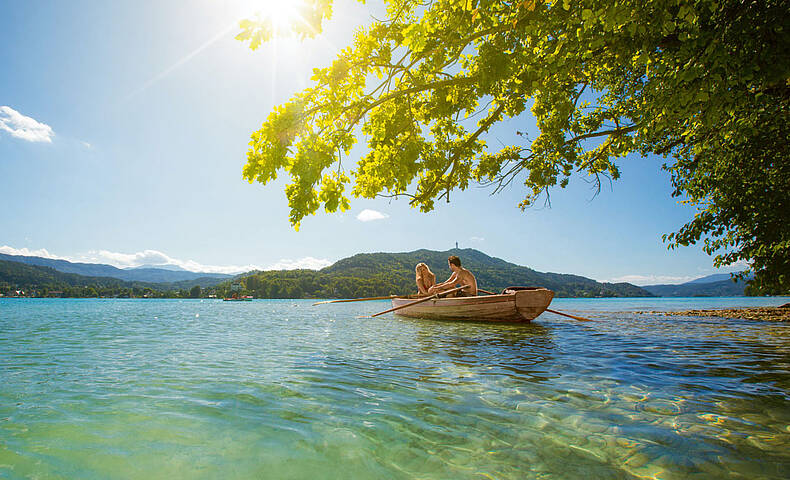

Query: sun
234 0 306 33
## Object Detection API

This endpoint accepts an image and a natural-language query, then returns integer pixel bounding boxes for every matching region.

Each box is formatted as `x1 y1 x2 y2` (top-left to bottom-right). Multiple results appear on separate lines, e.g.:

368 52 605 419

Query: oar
480 288 593 322
545 308 593 322
312 295 401 306
360 286 466 318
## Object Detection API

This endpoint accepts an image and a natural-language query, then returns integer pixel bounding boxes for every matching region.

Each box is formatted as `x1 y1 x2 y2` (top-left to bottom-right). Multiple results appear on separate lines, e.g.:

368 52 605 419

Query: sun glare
235 0 306 33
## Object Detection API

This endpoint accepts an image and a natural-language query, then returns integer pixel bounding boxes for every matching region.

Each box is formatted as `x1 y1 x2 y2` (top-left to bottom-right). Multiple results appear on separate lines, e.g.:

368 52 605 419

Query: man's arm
430 272 458 291
441 271 459 287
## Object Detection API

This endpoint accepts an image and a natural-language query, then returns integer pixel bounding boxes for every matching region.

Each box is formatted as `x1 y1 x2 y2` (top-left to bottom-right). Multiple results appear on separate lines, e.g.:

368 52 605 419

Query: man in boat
428 255 478 297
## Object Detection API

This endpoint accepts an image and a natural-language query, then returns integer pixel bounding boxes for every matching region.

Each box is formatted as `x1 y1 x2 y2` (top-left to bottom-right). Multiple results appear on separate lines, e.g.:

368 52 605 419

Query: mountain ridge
4 248 747 298
641 271 753 296
0 253 232 284
642 277 749 297
226 248 652 298
0 259 234 297
686 273 739 284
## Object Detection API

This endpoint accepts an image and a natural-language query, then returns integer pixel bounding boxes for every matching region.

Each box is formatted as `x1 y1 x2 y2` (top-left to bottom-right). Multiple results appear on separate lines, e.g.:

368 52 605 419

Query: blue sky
0 0 738 285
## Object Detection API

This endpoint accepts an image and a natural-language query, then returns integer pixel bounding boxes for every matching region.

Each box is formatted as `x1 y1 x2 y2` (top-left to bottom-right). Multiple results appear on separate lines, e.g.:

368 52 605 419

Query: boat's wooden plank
399 293 515 305
395 300 515 317
393 298 518 320
391 287 554 322
515 289 554 319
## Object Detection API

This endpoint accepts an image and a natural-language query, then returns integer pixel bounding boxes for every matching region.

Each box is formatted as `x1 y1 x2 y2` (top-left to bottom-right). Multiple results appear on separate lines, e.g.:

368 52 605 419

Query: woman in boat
415 263 436 295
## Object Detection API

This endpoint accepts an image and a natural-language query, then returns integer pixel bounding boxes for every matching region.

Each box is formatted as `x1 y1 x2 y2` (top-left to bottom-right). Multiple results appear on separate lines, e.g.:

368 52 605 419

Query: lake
1 297 788 479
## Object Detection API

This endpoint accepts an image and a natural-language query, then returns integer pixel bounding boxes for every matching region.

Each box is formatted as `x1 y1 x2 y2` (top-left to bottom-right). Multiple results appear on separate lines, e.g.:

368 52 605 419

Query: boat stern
514 288 555 320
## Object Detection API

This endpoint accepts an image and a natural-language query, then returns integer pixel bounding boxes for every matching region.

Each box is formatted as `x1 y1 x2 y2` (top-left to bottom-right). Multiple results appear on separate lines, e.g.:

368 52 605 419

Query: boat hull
391 288 554 322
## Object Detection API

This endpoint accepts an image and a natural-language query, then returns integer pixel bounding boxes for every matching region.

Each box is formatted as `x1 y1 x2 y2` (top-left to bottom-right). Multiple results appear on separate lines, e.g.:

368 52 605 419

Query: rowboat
390 287 555 322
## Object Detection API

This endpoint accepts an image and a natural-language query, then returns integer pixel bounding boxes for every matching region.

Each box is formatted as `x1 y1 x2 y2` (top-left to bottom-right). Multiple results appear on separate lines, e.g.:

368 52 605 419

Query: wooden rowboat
391 287 555 322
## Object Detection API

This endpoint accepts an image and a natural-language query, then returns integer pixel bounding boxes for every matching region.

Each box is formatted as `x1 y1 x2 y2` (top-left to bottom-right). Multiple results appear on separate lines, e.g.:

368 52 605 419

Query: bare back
455 267 478 296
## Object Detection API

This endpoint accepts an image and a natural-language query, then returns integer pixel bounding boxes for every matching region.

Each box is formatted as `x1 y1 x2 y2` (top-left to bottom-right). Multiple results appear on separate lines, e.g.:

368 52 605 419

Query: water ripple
1 298 789 479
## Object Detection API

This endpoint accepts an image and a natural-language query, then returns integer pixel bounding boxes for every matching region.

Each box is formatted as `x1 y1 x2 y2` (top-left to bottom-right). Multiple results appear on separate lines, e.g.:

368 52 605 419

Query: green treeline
213 249 653 299
0 260 189 298
1 249 656 299
213 270 413 299
0 284 172 299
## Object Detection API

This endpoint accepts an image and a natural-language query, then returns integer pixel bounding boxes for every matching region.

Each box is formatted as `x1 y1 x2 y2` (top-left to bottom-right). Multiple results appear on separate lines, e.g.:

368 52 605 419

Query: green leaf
235 0 790 293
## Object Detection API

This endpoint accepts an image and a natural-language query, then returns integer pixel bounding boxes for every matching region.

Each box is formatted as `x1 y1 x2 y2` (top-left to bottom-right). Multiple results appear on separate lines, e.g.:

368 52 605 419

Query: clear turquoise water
1 297 789 479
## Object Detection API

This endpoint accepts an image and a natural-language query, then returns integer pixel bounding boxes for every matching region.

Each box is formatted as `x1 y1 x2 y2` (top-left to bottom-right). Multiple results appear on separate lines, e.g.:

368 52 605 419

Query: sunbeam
121 21 237 103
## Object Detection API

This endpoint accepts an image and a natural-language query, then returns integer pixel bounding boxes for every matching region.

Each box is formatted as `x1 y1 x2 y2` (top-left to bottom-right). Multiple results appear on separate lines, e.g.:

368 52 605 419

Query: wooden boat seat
502 286 544 294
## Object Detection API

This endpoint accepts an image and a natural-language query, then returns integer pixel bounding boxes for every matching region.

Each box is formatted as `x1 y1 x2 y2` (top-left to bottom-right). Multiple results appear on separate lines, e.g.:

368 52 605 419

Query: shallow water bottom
1 297 789 479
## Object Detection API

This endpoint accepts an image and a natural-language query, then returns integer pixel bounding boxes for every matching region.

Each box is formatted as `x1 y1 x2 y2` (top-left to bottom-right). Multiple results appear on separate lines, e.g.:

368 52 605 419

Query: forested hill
226 249 651 298
2 249 652 298
642 278 748 297
0 259 128 287
0 260 229 297
0 259 147 297
0 253 231 283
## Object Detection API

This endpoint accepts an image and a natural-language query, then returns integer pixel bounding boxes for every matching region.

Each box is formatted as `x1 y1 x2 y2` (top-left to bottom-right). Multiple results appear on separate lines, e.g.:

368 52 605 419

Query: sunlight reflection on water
0 298 788 479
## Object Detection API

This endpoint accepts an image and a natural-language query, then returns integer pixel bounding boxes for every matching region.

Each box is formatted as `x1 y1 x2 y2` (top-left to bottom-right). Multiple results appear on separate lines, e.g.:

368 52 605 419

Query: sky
0 0 740 285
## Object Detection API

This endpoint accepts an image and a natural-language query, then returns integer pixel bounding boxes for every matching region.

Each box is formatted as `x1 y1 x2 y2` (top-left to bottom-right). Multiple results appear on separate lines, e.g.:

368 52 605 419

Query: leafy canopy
238 0 790 292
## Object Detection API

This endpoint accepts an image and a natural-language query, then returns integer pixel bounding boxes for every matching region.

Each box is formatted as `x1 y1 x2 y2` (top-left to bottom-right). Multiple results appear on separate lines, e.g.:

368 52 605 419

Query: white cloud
0 245 67 260
606 274 698 286
0 106 54 143
470 236 485 242
356 209 389 222
81 141 92 148
75 249 261 274
0 245 332 274
82 249 169 267
266 257 333 270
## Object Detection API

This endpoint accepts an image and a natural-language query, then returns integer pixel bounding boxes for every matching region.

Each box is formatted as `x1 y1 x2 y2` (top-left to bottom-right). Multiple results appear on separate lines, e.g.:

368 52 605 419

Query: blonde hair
415 263 435 293
415 263 431 276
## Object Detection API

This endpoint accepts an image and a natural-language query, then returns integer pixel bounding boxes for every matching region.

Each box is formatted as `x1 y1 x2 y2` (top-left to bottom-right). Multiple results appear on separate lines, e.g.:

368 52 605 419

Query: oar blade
545 308 593 322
